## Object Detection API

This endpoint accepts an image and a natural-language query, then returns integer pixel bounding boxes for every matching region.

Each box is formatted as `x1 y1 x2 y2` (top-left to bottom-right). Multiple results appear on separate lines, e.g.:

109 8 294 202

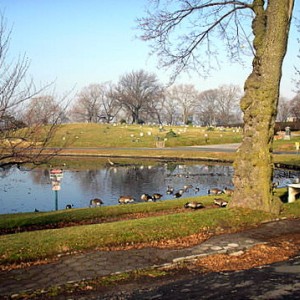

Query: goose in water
183 184 193 192
174 189 184 198
152 193 163 201
166 186 174 195
194 187 200 193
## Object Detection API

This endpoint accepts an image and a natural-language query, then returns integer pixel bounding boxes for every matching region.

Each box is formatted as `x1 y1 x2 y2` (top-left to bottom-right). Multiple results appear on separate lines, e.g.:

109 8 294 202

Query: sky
1 0 299 100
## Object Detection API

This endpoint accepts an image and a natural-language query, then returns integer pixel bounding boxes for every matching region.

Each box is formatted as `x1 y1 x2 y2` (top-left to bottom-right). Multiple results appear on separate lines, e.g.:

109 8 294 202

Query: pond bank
49 145 300 171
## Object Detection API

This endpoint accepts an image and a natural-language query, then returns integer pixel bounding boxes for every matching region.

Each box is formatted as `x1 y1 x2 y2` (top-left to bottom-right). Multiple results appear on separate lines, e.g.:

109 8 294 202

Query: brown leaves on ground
103 232 213 251
195 233 300 272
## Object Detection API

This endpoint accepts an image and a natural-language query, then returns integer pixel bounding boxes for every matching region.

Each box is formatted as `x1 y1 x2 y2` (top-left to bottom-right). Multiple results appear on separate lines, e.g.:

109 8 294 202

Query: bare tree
161 94 180 125
0 15 62 168
114 70 164 124
166 84 198 124
195 85 241 126
214 85 241 125
276 97 292 122
23 96 63 125
196 89 219 126
143 95 165 124
99 82 122 123
138 0 295 213
70 83 121 123
70 84 102 123
289 93 300 119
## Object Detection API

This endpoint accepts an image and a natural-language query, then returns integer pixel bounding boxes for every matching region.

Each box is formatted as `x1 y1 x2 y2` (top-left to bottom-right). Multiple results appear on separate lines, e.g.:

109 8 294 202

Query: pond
0 159 298 214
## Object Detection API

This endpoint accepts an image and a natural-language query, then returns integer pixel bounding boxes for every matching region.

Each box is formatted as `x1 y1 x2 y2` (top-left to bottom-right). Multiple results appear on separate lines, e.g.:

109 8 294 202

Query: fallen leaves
195 233 300 272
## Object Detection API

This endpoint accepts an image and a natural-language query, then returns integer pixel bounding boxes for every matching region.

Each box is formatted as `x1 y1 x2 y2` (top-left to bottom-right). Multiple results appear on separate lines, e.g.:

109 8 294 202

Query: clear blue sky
1 0 299 99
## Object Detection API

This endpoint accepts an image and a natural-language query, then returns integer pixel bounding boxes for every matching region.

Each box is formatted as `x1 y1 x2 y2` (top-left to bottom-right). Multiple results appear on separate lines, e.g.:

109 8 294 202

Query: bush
165 129 177 138
206 126 215 131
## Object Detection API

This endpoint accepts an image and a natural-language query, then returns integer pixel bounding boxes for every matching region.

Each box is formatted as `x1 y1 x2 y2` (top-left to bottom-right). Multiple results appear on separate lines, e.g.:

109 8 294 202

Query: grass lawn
37 123 300 168
1 189 299 266
47 123 243 148
46 123 300 149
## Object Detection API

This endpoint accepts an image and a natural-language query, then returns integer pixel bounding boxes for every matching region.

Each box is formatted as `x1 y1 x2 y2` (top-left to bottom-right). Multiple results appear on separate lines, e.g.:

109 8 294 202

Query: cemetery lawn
39 123 300 168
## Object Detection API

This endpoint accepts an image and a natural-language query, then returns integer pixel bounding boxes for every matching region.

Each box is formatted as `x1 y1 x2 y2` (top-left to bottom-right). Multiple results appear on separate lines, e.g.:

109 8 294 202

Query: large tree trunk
231 0 294 214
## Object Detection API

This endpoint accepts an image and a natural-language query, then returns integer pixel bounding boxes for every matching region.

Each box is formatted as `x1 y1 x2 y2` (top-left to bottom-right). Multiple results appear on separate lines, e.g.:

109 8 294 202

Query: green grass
46 123 243 148
0 207 269 265
1 191 299 266
0 197 218 230
35 123 299 169
46 123 300 149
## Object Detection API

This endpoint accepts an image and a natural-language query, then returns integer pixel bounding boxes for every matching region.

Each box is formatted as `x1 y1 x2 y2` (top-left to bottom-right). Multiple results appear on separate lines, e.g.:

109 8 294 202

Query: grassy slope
1 190 300 265
49 123 243 148
48 123 300 150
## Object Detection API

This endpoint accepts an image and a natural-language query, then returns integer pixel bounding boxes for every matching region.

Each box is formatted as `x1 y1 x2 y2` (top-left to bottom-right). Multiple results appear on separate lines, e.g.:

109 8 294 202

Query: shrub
165 129 177 138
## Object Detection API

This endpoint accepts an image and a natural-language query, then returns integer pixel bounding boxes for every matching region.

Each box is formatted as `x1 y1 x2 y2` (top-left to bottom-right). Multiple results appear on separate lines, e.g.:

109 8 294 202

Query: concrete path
0 218 299 298
123 255 300 300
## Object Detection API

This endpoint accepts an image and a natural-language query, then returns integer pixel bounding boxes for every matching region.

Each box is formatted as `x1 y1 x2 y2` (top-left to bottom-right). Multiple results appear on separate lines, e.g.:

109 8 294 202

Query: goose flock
40 184 235 212
33 177 282 212
84 184 234 210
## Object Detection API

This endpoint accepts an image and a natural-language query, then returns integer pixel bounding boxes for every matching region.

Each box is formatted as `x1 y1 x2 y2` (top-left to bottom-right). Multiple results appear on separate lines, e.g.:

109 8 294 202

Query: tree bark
231 0 294 214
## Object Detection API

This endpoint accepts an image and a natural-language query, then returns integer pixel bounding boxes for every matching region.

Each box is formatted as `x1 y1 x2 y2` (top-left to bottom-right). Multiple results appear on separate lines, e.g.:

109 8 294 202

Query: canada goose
152 193 163 201
194 187 200 193
184 201 204 209
174 189 184 198
214 198 228 207
208 188 223 195
223 187 234 196
166 186 174 194
89 198 103 207
183 184 193 191
118 195 135 204
65 204 74 209
272 181 280 189
34 208 40 212
141 193 153 202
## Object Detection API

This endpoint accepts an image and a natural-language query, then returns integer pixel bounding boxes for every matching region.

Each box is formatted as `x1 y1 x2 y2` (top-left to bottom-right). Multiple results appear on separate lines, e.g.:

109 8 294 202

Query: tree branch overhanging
138 0 252 80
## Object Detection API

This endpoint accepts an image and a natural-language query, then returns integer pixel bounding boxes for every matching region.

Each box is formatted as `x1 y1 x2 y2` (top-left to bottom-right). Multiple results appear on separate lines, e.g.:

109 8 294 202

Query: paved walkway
0 218 299 298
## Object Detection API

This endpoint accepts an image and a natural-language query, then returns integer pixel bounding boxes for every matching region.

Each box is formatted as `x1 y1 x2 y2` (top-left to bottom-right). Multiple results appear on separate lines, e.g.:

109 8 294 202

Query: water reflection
0 160 299 214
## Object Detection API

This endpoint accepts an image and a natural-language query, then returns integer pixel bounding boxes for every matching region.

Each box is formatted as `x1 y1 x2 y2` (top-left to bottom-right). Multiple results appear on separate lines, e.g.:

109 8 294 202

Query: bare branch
137 0 252 79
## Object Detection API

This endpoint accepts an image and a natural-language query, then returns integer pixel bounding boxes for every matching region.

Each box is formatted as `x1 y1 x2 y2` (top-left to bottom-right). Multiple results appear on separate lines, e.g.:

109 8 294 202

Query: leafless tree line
67 69 300 126
20 69 299 128
66 69 242 126
13 73 300 128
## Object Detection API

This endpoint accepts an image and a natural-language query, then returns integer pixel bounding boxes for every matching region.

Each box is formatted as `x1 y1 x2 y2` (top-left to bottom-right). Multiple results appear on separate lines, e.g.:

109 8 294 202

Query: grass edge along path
0 206 287 266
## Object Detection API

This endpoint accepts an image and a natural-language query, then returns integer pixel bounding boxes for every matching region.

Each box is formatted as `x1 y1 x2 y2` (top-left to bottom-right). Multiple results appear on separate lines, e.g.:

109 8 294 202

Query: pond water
0 160 299 214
